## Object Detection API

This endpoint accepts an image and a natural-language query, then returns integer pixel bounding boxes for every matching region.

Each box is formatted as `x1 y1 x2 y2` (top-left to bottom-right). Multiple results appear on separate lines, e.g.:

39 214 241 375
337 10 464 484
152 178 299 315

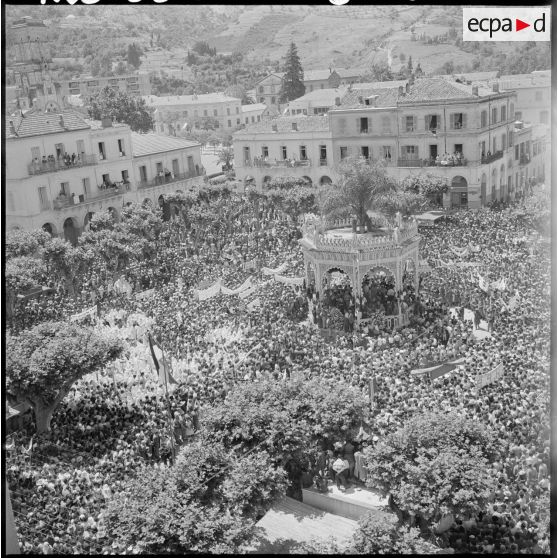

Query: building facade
59 72 152 100
6 111 204 243
145 93 243 135
234 78 545 208
254 73 285 116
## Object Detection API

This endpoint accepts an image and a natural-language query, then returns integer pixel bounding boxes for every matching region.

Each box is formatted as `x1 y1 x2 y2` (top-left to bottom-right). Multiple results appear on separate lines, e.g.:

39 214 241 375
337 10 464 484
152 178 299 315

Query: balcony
397 158 468 168
246 158 312 169
519 154 531 166
319 159 328 166
52 182 129 210
481 151 503 165
28 154 98 176
138 170 204 190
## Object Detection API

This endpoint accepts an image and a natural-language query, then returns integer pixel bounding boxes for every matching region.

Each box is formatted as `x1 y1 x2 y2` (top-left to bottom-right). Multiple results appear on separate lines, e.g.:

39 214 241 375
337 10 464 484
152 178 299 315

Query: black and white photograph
3 1 554 555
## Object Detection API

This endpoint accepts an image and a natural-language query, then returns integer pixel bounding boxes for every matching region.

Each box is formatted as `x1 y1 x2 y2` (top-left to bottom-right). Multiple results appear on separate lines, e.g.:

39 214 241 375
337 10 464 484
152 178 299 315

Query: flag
410 357 465 379
148 333 177 387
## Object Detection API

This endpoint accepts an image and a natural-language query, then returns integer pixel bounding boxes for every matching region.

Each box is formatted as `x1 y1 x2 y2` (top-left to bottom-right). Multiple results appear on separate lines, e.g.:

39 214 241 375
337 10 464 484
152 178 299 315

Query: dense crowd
5 184 550 554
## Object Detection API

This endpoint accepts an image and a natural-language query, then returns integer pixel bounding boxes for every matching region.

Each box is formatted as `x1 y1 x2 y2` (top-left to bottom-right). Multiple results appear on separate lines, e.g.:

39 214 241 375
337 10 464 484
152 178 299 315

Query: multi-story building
145 92 243 134
6 110 204 243
283 87 350 116
59 72 152 101
241 103 268 126
234 77 545 209
303 68 364 93
254 73 285 116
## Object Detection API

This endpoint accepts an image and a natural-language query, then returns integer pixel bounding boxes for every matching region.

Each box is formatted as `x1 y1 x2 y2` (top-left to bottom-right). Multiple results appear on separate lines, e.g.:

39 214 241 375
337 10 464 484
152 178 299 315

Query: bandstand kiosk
299 213 421 329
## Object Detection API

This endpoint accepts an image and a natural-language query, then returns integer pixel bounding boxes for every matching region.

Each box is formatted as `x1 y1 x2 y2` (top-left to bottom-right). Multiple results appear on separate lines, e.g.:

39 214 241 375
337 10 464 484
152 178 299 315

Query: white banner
273 274 305 286
70 305 98 323
243 259 257 271
476 363 504 389
135 288 155 300
220 277 253 296
262 262 288 276
194 279 222 301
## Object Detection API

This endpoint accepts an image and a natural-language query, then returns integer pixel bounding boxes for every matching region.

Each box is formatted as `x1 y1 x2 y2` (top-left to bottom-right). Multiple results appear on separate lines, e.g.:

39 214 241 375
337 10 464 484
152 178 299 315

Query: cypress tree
279 42 305 103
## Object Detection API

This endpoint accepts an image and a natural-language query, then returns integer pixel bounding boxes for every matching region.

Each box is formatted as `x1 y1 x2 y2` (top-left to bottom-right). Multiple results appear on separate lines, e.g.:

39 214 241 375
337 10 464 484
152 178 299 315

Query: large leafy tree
265 177 317 221
103 441 288 554
278 42 305 103
126 43 142 69
5 228 50 259
87 86 153 132
321 157 398 229
364 412 498 531
6 321 123 433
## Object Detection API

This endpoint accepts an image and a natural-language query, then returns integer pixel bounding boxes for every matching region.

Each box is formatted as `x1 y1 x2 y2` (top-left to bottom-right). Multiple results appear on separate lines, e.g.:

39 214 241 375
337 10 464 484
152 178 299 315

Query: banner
113 277 133 296
193 279 222 301
478 273 489 293
262 262 288 276
273 274 305 286
410 357 465 379
135 288 155 300
220 277 253 296
239 285 258 299
507 291 519 311
476 363 504 390
70 305 98 323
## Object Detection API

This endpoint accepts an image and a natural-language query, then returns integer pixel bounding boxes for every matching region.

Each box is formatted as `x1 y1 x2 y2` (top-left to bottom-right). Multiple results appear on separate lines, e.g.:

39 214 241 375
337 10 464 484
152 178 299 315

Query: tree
6 321 123 433
401 173 448 208
217 146 234 171
265 177 317 221
5 228 50 260
90 58 101 77
87 86 153 132
127 43 142 69
407 55 413 74
364 412 498 531
114 61 127 75
278 42 305 103
103 441 288 553
321 157 397 230
361 62 393 83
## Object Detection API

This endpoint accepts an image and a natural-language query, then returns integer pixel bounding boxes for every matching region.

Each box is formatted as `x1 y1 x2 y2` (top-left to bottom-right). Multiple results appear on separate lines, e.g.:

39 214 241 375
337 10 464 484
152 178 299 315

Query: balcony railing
28 154 98 176
52 182 129 210
480 151 503 164
138 170 204 190
245 158 312 169
519 154 531 166
397 158 468 168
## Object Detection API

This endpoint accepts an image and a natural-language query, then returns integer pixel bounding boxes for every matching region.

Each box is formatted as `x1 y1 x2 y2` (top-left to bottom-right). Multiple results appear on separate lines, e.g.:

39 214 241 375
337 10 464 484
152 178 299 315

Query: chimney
271 123 278 132
335 97 341 106
492 83 499 93
472 85 479 96
292 122 298 131
101 116 113 128
367 95 379 107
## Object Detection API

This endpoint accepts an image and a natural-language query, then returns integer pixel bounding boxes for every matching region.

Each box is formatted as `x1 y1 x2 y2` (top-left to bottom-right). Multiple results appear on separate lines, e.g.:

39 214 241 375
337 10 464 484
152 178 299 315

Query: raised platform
247 496 358 553
302 485 389 522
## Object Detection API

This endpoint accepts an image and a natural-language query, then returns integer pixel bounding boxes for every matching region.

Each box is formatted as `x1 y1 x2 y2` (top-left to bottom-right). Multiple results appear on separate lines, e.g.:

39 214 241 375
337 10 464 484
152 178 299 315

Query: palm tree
320 157 398 231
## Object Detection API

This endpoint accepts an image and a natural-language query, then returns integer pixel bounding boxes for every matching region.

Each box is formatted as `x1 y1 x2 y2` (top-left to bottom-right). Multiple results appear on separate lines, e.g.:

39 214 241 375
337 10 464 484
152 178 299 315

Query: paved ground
450 307 492 340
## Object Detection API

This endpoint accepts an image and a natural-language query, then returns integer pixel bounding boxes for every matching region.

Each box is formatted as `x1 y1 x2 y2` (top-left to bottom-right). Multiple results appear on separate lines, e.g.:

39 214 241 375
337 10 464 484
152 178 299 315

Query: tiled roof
234 115 331 136
336 67 366 79
339 86 400 108
495 74 551 89
304 69 337 82
83 119 129 131
241 103 267 113
399 78 493 103
6 110 90 139
131 132 200 157
351 80 408 90
143 92 239 107
254 73 285 85
288 87 349 105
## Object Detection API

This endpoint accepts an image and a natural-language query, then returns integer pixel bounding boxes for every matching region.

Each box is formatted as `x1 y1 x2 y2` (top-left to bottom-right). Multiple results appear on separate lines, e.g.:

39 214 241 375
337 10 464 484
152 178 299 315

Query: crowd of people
5 183 550 554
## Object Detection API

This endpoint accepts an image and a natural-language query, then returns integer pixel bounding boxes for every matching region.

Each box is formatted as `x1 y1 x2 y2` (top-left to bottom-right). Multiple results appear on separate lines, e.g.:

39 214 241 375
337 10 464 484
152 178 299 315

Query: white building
6 110 204 243
241 103 268 126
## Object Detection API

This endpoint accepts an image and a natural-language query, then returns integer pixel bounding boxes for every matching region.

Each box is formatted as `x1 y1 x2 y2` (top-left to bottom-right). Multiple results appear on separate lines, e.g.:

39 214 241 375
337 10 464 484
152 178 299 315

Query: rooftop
398 77 495 103
234 114 330 136
143 92 240 107
131 132 200 157
287 86 350 106
6 110 90 139
494 73 551 89
436 71 499 82
304 69 339 82
241 103 267 113
338 85 400 108
351 79 408 90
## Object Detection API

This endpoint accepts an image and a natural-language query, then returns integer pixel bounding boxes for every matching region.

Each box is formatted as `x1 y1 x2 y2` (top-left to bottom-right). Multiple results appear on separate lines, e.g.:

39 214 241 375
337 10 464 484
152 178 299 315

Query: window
382 116 391 134
55 143 65 159
402 145 418 158
172 159 179 176
76 139 85 156
82 177 90 196
259 86 264 93
500 106 506 121
320 145 327 162
227 108 230 116
360 117 368 133
139 165 147 182
121 169 129 182
281 146 287 160
260 97 265 103
262 146 269 158
38 186 49 210
492 136 497 153
271 97 276 104
340 146 348 160
300 145 307 160
382 146 392 160
425 114 440 130
204 110 208 117
251 116 255 123
451 113 465 129
361 146 369 159
454 144 463 154
515 111 522 121
535 90 543 101
102 174 110 185
245 117 249 124
491 107 497 125
117 139 125 156
320 84 324 89
481 110 487 127
60 181 69 196
480 141 486 157
510 103 514 118
501 133 506 150
405 116 415 132
98 142 106 159
515 145 519 160
156 162 163 174
540 110 549 123
236 118 240 125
